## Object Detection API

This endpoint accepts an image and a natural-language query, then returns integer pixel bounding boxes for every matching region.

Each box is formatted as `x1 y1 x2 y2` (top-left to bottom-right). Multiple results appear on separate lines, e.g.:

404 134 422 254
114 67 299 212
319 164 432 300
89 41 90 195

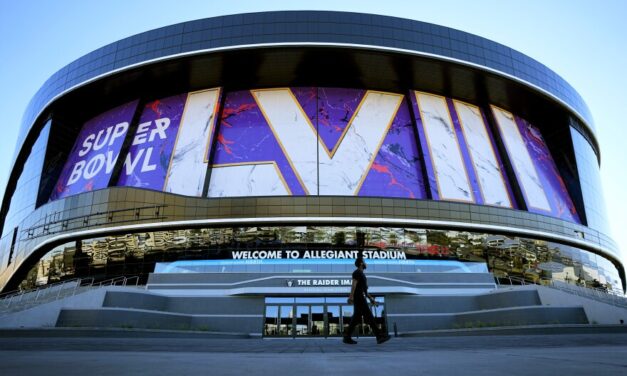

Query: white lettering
232 251 248 259
67 161 86 185
133 121 152 145
83 154 105 179
124 149 145 175
110 122 129 146
92 127 112 151
78 134 95 157
141 147 157 172
149 118 170 142
105 150 118 174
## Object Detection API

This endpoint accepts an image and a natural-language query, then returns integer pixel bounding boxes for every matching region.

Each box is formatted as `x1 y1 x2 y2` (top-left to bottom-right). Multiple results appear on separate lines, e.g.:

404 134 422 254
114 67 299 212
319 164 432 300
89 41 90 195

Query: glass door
295 306 310 336
341 305 355 337
326 305 342 337
263 297 386 338
311 305 324 336
264 306 279 336
278 305 294 336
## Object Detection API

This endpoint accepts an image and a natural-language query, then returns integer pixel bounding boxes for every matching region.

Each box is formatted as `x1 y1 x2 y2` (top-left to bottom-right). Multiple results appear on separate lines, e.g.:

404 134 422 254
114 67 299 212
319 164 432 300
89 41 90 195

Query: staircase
4 272 627 334
385 288 589 332
0 276 140 316
55 290 262 334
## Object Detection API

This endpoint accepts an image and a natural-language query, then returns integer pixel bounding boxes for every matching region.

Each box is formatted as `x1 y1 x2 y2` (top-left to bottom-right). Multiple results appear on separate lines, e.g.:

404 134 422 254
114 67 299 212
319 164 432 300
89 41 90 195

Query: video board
47 86 581 224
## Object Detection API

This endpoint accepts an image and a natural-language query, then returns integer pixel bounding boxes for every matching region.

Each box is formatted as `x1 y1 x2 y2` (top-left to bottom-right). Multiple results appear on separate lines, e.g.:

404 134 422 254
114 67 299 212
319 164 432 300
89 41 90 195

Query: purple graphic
212 90 307 195
315 88 366 153
50 100 138 201
358 97 427 199
291 87 317 127
516 117 581 223
116 94 187 190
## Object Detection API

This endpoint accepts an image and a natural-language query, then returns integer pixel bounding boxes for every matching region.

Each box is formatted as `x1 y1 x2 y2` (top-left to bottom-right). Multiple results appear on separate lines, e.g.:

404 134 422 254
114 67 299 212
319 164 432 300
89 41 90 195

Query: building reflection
19 226 623 294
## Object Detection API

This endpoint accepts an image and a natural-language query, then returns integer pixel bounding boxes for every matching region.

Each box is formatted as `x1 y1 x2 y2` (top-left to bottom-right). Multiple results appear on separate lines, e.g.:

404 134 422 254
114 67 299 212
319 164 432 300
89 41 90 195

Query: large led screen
491 106 580 223
46 85 582 226
208 87 427 199
50 100 138 200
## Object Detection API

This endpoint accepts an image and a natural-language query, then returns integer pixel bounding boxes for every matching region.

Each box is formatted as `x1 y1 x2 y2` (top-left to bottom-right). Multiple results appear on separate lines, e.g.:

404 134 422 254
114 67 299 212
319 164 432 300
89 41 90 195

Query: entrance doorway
263 297 386 338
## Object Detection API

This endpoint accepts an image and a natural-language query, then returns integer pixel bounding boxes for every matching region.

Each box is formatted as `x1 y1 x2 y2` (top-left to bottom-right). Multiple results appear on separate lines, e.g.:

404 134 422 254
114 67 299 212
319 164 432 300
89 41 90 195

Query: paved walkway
1 331 627 375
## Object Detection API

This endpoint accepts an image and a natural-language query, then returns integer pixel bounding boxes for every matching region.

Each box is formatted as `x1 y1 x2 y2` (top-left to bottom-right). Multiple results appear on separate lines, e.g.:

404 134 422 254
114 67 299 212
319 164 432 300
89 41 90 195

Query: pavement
1 329 627 375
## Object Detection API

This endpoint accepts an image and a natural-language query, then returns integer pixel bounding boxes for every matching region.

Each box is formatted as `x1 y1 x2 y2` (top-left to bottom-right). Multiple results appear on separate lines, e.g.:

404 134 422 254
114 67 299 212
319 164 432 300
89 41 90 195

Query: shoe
343 337 357 344
376 335 391 344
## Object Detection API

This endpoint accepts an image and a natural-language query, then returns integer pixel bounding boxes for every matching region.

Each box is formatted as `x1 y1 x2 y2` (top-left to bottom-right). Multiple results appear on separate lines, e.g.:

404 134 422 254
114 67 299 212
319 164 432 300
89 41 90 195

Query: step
388 305 589 332
386 289 541 314
102 291 264 315
56 307 261 334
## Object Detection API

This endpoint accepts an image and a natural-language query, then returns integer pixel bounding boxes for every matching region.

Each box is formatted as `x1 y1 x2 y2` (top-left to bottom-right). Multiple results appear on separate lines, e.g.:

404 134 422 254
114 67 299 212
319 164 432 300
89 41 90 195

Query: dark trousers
345 299 382 338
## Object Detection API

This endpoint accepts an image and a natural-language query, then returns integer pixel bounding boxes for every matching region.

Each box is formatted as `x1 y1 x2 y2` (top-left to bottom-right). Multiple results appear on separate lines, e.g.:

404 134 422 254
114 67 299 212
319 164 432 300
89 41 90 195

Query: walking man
344 257 391 344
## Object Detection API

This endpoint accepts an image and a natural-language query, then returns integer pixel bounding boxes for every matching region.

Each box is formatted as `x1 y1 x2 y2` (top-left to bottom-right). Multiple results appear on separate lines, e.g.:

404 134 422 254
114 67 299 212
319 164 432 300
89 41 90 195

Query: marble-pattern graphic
294 87 425 199
253 88 404 195
310 87 366 155
208 163 289 197
316 90 404 195
453 100 513 208
164 88 221 197
208 89 307 197
117 94 186 190
357 96 427 199
251 88 319 194
491 106 552 212
516 115 581 223
50 100 138 201
412 92 474 203
210 87 424 199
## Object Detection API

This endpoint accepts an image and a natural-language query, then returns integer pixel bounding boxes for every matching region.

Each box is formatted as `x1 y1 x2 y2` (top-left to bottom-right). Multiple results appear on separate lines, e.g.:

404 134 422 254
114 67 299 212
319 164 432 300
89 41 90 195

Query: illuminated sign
287 279 352 287
231 250 407 260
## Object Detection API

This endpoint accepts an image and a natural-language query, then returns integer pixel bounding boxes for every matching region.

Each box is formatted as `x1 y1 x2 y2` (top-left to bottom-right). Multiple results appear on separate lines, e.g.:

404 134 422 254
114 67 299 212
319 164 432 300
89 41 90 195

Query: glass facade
0 121 51 267
18 225 623 294
571 127 610 234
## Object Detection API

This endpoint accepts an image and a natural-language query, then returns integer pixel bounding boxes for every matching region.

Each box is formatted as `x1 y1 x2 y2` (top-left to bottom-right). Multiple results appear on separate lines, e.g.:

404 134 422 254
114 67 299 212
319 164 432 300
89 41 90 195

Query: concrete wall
534 285 627 325
0 287 124 328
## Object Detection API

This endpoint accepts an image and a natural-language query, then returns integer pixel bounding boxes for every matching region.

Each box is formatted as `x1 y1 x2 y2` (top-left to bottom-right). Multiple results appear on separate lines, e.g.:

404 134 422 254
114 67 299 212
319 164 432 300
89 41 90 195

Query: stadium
0 11 624 336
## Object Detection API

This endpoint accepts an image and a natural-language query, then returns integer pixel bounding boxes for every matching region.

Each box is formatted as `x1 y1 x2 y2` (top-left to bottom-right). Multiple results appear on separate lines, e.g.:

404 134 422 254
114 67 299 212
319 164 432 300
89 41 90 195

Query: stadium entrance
263 297 386 338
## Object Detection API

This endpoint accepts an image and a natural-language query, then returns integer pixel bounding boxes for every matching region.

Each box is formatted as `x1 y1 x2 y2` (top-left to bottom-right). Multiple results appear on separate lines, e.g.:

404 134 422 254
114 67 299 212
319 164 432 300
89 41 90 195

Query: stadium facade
0 11 623 335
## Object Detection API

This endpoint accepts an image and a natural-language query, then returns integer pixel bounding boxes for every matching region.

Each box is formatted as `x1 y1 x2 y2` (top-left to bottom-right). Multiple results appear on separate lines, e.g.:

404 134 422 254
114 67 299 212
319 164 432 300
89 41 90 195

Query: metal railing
0 275 141 313
21 204 167 241
496 275 627 309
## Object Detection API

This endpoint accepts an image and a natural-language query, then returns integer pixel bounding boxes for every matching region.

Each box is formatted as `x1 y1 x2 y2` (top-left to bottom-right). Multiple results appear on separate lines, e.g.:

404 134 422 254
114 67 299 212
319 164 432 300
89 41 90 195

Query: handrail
125 276 140 286
496 275 627 308
0 277 83 301
0 275 141 313
21 204 167 241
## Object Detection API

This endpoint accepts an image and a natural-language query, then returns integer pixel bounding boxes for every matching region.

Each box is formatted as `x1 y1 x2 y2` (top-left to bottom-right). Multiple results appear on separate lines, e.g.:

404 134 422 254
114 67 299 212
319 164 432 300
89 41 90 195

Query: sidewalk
1 329 626 375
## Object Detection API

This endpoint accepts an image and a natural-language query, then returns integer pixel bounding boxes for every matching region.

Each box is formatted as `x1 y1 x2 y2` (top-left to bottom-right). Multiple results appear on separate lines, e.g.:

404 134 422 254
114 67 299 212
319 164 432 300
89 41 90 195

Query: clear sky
0 0 625 265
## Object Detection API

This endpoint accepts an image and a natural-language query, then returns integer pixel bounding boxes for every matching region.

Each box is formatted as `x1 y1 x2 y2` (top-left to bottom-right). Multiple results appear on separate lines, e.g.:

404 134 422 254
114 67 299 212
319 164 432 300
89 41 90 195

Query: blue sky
0 0 625 265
